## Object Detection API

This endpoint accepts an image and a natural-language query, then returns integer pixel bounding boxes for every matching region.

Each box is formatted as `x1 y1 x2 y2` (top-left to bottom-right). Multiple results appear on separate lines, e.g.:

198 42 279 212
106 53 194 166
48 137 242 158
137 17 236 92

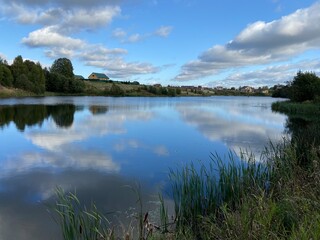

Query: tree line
0 56 85 94
272 71 320 102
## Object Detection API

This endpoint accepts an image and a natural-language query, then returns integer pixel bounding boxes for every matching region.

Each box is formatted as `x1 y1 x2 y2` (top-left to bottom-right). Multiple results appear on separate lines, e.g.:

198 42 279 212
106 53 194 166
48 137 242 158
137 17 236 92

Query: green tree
161 87 168 95
50 58 74 78
168 87 176 96
24 60 46 94
15 74 33 91
0 64 13 87
11 55 28 86
46 72 62 92
272 85 291 98
47 73 71 93
47 58 85 94
290 71 320 102
0 57 8 65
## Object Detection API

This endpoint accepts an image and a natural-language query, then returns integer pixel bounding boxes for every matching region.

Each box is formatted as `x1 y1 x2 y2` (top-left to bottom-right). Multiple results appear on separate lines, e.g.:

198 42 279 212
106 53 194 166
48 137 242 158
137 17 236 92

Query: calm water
0 96 287 239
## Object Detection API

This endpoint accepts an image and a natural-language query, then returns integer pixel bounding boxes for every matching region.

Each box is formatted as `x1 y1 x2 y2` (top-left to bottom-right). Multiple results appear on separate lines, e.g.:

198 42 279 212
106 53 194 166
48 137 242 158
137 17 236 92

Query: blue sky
0 0 320 87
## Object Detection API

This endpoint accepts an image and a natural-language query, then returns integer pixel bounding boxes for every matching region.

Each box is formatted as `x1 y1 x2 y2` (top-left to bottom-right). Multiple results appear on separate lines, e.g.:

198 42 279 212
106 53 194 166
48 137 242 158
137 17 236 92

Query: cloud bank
175 2 320 81
208 59 320 87
0 0 161 79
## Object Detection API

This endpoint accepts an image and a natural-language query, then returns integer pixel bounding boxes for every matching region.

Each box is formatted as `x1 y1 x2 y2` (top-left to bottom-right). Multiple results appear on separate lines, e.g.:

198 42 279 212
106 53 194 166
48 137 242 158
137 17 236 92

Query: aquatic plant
168 150 270 235
52 187 114 240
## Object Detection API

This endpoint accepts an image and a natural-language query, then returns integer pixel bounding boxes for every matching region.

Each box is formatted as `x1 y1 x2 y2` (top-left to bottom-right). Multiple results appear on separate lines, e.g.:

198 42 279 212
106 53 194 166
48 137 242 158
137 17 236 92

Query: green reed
271 101 320 117
52 187 114 240
169 150 272 235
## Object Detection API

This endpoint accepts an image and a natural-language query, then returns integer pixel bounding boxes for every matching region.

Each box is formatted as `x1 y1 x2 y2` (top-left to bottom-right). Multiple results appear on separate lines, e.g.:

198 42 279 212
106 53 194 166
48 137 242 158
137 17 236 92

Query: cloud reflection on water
176 98 287 157
0 170 160 240
0 108 156 177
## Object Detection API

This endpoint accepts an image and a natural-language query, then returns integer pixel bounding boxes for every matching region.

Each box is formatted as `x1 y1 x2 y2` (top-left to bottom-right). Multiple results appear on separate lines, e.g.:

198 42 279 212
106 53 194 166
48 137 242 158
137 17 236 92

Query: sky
0 0 320 88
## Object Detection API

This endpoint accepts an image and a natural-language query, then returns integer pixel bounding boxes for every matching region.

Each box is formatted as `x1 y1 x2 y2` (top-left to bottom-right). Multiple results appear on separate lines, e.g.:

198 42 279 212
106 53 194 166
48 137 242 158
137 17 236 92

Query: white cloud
175 2 320 81
79 45 128 61
155 26 173 37
86 58 159 78
3 3 120 32
112 29 145 43
1 0 122 9
22 26 85 49
112 25 173 43
45 47 76 59
62 6 121 32
127 33 144 43
112 28 127 38
207 59 320 88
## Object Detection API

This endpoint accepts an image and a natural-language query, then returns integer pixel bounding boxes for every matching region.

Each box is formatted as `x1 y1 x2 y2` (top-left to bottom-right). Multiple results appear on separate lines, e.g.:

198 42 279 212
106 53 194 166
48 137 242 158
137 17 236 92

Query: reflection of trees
0 104 76 131
0 105 49 131
48 105 76 128
285 116 320 167
89 105 109 115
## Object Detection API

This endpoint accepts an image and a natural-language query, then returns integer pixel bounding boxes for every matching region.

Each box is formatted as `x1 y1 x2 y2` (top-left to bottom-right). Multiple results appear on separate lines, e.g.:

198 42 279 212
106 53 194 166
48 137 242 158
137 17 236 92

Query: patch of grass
0 86 38 98
272 100 320 118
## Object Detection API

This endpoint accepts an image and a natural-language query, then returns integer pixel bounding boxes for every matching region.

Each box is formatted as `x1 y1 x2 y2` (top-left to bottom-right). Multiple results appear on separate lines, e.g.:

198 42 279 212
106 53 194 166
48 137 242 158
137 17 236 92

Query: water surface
0 96 287 239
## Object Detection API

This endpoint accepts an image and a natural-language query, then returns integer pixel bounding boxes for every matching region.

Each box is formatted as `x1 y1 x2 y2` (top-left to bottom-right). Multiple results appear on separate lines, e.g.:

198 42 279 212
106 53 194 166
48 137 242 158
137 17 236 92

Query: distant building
74 75 84 79
240 86 254 93
88 72 109 80
153 84 162 87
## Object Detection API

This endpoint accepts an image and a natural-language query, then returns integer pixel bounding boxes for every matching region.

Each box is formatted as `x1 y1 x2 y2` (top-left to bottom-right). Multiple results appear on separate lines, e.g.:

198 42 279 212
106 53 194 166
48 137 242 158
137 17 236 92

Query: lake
0 96 287 239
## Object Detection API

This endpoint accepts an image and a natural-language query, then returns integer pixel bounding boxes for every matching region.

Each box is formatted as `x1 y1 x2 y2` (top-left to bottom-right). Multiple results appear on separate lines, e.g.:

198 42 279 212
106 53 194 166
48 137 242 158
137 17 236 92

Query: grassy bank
0 85 82 98
0 86 39 98
0 83 202 98
272 100 320 117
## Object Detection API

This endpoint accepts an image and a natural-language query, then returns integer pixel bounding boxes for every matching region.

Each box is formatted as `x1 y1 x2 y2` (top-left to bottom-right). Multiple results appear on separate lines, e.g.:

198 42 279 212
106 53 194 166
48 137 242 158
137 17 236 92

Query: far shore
0 82 272 99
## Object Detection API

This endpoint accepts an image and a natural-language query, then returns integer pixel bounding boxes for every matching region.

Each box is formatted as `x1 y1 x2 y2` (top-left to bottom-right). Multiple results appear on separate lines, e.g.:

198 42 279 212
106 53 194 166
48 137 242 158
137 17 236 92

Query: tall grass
272 100 320 117
52 187 114 240
168 150 271 236
52 186 165 240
